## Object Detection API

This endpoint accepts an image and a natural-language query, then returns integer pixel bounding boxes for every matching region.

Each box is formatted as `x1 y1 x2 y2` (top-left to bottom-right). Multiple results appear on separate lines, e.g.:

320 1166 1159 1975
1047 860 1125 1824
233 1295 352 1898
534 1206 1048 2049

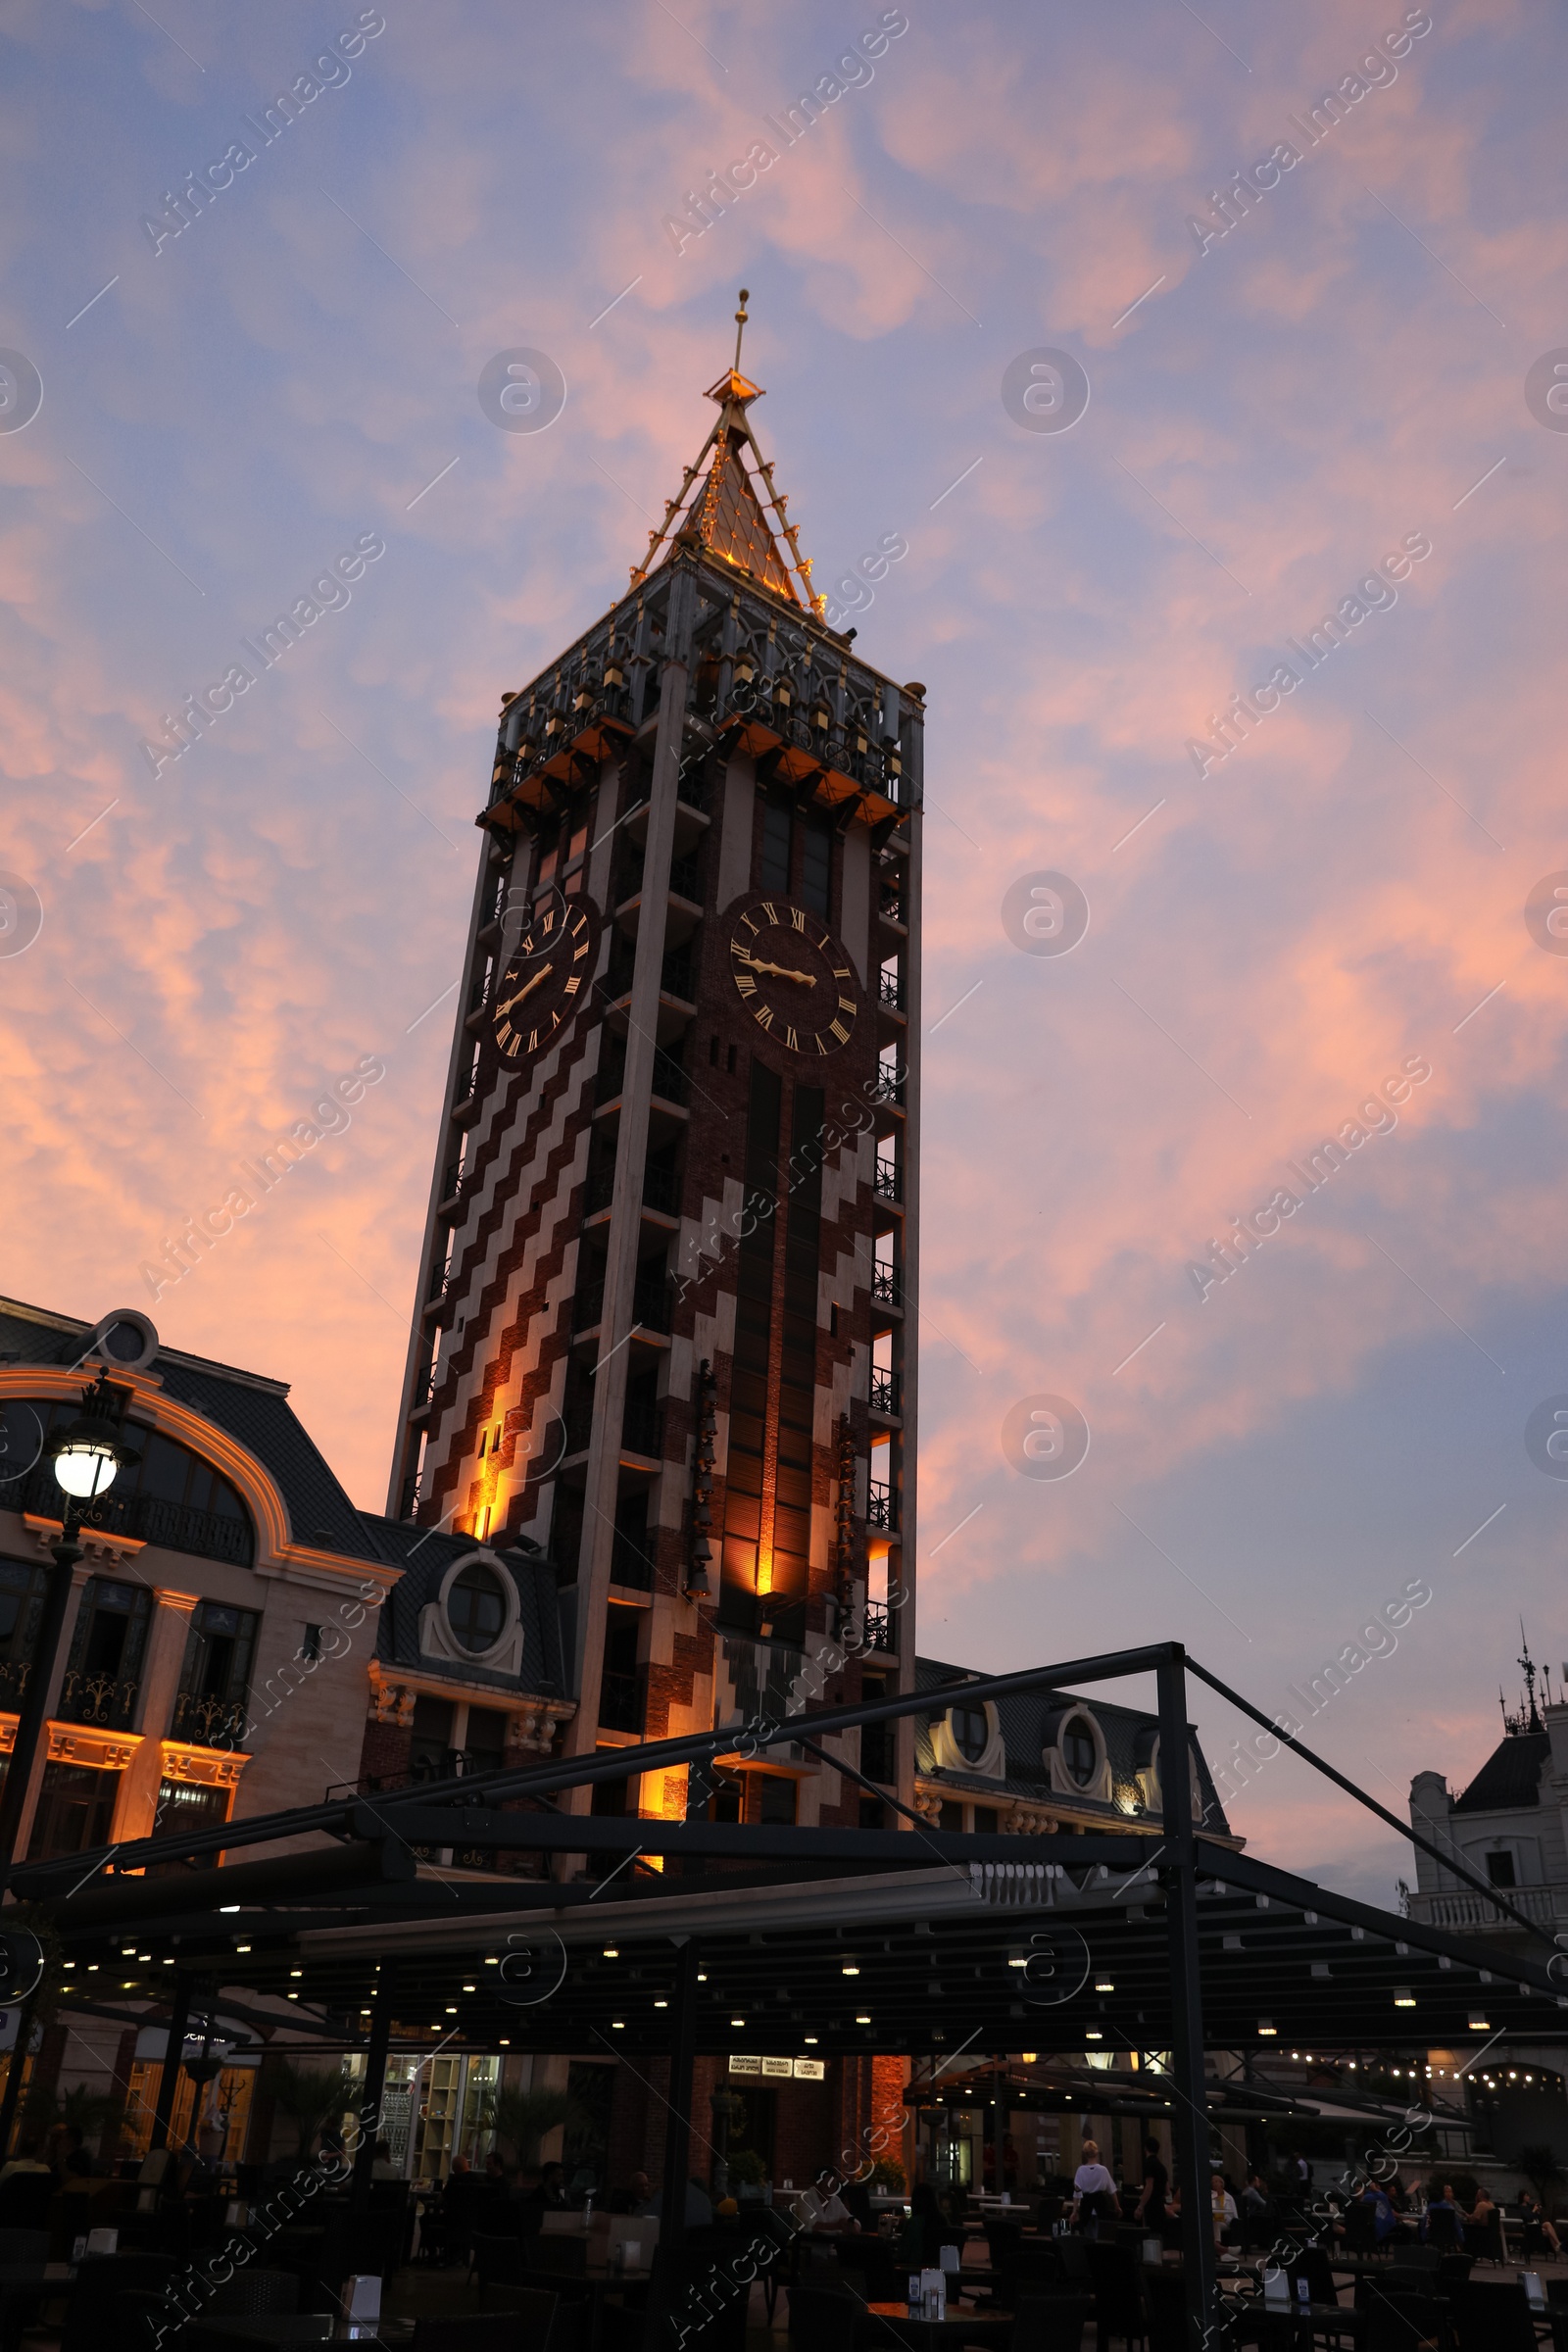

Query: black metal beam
8 1642 1180 1886
1157 1647 1216 2348
47 1837 416 1934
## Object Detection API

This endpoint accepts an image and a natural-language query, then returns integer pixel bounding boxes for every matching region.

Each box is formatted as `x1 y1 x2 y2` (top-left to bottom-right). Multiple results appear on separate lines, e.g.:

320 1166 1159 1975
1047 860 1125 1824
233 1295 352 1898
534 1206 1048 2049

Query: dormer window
448 1563 506 1654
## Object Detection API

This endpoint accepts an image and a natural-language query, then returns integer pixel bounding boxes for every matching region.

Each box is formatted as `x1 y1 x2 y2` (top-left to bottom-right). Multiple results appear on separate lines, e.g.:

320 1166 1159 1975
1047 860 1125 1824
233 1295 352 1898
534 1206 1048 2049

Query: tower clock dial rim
489 892 602 1065
723 889 864 1060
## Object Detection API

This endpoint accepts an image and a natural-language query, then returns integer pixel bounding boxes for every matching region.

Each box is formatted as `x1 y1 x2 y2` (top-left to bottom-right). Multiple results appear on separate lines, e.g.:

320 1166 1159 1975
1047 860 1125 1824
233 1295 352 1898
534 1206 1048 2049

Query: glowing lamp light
1394 1990 1416 2009
1094 1978 1114 1992
1468 2011 1490 2031
50 1383 126 1499
1257 2021 1277 2036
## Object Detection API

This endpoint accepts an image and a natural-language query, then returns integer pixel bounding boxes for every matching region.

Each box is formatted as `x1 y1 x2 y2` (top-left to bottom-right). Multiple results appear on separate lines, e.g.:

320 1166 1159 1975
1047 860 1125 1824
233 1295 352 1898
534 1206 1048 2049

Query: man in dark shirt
1134 2138 1168 2229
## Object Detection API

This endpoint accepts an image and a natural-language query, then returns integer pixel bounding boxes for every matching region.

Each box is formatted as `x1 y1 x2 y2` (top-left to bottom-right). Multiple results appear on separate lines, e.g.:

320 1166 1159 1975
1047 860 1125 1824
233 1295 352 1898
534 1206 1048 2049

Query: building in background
386 303 926 1843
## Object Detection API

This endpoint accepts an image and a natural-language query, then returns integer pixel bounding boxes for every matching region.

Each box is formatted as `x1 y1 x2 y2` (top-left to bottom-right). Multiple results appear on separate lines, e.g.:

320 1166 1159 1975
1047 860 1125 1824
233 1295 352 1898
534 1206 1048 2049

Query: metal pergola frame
12 1641 1564 2347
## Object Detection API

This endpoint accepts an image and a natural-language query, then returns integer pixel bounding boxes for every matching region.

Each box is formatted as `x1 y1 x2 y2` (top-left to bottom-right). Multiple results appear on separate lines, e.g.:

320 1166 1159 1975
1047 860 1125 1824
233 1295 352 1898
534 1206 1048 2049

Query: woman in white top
1209 2173 1239 2247
1070 2139 1118 2240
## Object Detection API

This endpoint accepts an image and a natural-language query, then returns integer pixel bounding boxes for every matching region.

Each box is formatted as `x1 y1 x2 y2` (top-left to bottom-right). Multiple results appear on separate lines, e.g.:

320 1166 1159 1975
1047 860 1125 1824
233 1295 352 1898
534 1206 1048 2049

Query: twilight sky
3 0 1566 1907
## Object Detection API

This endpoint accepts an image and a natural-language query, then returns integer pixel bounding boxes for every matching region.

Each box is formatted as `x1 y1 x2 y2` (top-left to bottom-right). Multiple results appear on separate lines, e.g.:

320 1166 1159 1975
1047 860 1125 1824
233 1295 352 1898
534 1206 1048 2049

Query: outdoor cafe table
862 2299 1017 2350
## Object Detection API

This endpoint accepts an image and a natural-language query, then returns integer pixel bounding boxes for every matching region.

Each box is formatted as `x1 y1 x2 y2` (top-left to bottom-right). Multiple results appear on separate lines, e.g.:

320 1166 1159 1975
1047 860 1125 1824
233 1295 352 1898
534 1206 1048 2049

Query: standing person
1134 2137 1168 2230
1069 2139 1117 2241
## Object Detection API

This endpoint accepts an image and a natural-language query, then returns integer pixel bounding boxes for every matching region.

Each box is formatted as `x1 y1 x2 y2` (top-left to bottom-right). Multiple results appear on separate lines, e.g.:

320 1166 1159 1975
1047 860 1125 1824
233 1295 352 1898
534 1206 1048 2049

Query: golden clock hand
497 963 552 1015
752 958 816 985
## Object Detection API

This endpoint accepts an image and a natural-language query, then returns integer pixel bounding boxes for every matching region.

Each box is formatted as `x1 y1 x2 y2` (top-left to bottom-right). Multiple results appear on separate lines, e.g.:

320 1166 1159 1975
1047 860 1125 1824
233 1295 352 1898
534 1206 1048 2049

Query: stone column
112 1588 199 1843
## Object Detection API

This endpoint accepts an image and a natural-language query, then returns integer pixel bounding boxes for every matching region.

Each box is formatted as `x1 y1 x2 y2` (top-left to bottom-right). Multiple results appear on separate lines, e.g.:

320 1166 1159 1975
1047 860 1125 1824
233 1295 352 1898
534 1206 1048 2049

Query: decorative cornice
0 1716 147 1771
160 1739 249 1788
366 1660 572 1749
0 1364 400 1593
22 1511 144 1566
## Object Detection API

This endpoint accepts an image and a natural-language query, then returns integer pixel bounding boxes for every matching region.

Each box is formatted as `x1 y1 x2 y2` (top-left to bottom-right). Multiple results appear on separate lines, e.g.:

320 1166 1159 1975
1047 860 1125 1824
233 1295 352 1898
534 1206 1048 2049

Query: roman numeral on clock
791 907 807 931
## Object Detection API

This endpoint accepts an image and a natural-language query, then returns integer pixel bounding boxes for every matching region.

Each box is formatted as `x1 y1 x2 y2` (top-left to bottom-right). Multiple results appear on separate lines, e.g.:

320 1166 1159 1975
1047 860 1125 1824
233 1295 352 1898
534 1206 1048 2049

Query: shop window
27 1760 120 1862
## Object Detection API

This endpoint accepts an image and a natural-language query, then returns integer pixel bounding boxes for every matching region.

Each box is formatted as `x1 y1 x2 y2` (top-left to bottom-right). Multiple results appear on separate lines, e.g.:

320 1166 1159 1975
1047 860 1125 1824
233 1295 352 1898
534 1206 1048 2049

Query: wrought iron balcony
878 969 905 1011
873 1156 902 1202
573 1281 605 1333
861 1599 896 1655
170 1690 251 1750
651 1050 688 1106
870 1369 902 1419
398 1471 423 1520
669 852 702 902
865 1479 897 1532
412 1361 440 1409
11 1461 254 1568
879 887 905 926
58 1669 138 1732
870 1266 903 1311
439 1159 468 1208
661 946 696 1003
467 968 492 1015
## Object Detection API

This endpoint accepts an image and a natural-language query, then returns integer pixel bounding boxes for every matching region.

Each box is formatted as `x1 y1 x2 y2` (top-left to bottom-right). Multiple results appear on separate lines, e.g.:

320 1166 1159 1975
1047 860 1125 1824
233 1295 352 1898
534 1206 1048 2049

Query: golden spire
629 290 825 615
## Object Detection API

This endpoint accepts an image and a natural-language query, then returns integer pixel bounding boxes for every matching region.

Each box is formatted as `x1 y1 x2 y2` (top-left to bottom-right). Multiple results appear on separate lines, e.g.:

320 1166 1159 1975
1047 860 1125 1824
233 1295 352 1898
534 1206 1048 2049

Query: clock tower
388 298 925 1833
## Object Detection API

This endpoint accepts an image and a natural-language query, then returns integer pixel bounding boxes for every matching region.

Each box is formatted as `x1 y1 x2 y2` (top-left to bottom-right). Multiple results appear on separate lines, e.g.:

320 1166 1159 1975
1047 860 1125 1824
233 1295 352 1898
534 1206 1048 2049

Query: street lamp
0 1371 130 1871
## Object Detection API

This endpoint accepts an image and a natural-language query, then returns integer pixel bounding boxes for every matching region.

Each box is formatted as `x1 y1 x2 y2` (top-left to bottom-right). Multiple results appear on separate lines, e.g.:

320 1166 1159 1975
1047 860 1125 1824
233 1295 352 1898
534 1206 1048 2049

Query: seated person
1209 2173 1239 2248
1422 2183 1462 2245
840 2179 873 2230
1357 2181 1396 2243
609 2170 655 2216
0 2133 52 2185
1519 2189 1561 2255
520 2160 569 2212
793 2167 859 2233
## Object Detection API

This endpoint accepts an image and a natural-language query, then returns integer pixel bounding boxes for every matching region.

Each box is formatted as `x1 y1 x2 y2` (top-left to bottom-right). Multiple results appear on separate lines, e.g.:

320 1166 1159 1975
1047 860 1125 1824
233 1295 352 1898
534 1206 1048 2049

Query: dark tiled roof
1453 1728 1549 1814
0 1296 384 1565
913 1654 1231 1836
361 1518 566 1698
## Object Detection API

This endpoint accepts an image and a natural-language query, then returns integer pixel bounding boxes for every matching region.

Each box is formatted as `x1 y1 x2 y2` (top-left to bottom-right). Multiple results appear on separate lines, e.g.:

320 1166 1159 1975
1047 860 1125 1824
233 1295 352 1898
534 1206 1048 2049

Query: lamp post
0 1371 129 1873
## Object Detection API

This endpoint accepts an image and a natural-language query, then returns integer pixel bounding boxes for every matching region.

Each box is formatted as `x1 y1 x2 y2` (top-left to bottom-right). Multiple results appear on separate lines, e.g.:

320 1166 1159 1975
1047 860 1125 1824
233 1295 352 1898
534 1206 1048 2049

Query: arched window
447 1562 506 1654
1062 1721 1098 1786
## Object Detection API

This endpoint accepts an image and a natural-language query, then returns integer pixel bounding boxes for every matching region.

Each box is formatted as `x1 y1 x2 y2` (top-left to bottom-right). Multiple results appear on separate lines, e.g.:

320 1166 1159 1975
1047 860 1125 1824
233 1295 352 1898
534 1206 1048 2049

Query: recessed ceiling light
1468 2012 1490 2031
219 1905 240 1914
1094 1978 1114 1993
1257 2020 1277 2036
1394 1989 1415 2009
856 2014 871 2025
655 1998 668 2009
730 2017 745 2027
462 1984 476 1993
603 1947 619 1958
612 2021 625 2031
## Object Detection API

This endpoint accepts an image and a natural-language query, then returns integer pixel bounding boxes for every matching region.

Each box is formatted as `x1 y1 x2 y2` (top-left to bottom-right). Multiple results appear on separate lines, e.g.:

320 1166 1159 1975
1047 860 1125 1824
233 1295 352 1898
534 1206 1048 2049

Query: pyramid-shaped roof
630 295 823 615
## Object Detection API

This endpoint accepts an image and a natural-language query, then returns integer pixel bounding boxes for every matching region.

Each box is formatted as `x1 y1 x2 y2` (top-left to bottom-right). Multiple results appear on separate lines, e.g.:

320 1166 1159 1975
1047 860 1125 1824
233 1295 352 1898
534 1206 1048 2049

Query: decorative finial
734 288 750 373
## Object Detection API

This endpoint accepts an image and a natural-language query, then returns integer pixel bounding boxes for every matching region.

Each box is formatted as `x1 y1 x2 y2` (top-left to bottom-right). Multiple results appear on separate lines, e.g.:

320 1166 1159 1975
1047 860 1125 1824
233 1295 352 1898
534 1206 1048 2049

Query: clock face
491 896 600 1063
727 894 863 1057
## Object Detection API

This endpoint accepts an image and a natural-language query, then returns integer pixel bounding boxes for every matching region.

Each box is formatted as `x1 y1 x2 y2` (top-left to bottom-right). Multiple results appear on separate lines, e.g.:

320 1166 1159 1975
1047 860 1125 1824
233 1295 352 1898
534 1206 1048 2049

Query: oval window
448 1563 506 1654
951 1704 990 1763
1062 1721 1098 1786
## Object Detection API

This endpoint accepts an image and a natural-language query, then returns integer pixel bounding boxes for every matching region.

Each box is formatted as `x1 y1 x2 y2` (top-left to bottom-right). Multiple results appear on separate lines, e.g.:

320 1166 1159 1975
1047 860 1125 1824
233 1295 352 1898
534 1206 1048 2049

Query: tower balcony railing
170 1690 251 1750
489 680 634 808
865 1479 897 1532
599 1668 646 1737
870 1266 903 1311
669 852 703 902
870 1368 902 1419
439 1159 469 1209
879 885 905 926
878 970 906 1011
860 1599 896 1654
873 1156 902 1202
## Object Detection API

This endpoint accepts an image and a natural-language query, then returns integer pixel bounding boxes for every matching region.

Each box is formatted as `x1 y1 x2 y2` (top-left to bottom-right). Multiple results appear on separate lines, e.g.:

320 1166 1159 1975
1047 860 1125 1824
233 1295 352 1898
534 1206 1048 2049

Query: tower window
761 801 792 893
726 1044 737 1073
710 1035 719 1065
801 815 832 918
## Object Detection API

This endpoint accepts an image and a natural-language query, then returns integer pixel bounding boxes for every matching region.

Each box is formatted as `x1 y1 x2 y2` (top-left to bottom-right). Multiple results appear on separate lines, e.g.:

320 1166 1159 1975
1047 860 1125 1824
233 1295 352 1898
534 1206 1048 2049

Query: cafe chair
413 2320 548 2352
1461 2210 1504 2267
0 2177 55 2231
205 2266 300 2316
1360 2287 1446 2352
472 2230 530 2298
1342 2203 1382 2258
1139 2268 1196 2352
60 2253 178 2352
1450 2279 1541 2352
1011 2284 1092 2352
1085 2241 1150 2352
